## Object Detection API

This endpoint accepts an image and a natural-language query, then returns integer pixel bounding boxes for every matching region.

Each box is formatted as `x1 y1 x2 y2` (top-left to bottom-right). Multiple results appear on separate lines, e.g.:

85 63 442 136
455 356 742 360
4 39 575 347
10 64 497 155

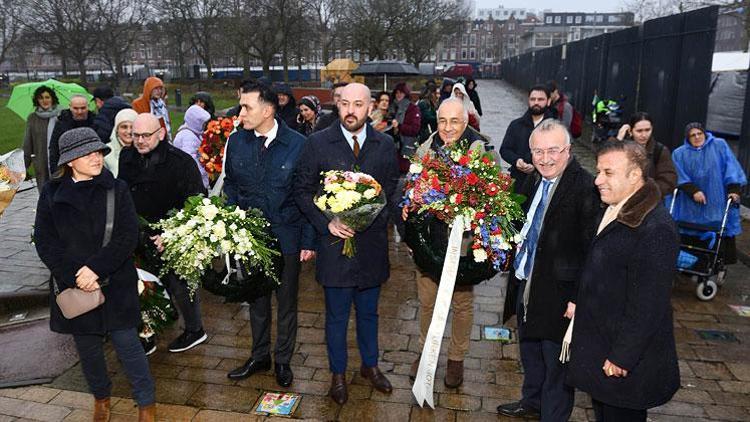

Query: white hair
69 94 89 103
437 97 469 121
529 118 571 146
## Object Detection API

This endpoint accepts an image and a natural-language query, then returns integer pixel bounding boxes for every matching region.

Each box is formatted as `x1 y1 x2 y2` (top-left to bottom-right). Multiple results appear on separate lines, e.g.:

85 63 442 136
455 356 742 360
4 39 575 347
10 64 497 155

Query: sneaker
141 336 157 356
168 329 207 353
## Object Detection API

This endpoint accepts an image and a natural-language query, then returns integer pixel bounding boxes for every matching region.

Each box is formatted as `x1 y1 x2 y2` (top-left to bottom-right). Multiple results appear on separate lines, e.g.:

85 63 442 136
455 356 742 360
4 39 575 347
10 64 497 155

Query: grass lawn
0 94 27 155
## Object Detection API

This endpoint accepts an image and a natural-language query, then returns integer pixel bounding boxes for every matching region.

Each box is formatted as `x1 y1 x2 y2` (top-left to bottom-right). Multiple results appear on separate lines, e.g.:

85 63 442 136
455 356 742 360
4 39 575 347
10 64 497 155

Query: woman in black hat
33 127 156 421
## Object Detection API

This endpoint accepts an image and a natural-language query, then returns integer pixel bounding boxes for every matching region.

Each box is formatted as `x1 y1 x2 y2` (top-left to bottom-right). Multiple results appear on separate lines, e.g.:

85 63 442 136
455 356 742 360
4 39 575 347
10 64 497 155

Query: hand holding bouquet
402 140 525 271
152 195 280 297
315 170 386 257
0 149 26 218
199 117 237 185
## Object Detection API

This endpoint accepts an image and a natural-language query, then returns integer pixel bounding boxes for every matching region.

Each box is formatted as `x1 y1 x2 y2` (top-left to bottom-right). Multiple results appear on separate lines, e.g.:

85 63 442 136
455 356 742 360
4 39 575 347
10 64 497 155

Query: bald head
339 83 372 133
437 98 468 145
133 113 165 155
69 95 89 121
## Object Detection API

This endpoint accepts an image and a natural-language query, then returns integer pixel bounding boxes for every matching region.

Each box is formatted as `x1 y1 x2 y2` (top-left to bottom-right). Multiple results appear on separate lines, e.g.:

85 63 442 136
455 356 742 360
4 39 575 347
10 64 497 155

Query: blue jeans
324 286 381 374
73 328 155 407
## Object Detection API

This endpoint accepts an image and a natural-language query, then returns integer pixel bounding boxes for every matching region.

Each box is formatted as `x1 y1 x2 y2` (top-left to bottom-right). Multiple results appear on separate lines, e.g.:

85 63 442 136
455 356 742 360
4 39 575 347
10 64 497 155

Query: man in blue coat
294 83 400 405
223 81 316 388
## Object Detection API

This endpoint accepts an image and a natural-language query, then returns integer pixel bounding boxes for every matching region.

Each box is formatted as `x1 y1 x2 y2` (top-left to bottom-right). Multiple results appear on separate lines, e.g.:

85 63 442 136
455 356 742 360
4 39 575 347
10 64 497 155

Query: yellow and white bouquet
315 170 386 257
0 149 26 218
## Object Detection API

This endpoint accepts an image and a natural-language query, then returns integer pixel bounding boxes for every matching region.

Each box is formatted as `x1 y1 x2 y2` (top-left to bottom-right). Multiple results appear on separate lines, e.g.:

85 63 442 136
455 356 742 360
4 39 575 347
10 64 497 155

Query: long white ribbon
412 215 466 408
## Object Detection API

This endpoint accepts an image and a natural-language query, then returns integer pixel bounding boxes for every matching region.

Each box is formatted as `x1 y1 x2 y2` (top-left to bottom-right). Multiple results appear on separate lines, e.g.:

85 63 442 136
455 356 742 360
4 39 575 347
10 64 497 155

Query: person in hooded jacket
273 82 300 132
34 127 156 421
189 91 216 119
450 83 480 131
132 76 172 141
92 85 131 143
388 82 421 157
23 85 60 192
465 78 482 117
103 108 137 178
174 105 212 189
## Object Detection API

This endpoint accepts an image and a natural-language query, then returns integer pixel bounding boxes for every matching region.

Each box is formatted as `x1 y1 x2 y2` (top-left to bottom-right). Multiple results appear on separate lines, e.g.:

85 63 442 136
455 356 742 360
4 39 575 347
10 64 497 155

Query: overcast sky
475 0 625 13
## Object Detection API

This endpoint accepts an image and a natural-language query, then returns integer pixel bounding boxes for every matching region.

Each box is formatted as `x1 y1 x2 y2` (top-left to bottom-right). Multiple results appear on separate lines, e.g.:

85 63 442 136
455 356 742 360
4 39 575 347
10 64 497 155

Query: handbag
53 187 115 319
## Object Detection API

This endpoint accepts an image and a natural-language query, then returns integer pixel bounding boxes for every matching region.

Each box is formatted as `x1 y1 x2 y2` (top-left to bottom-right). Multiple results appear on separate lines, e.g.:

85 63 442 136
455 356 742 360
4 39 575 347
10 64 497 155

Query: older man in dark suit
498 119 600 420
294 83 399 405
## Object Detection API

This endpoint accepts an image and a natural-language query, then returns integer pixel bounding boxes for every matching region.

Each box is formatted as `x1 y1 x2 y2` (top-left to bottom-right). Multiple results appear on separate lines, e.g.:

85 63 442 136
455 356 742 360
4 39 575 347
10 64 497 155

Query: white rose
201 204 219 221
363 189 377 200
202 198 211 205
137 280 145 295
409 163 423 174
513 233 524 243
473 248 488 262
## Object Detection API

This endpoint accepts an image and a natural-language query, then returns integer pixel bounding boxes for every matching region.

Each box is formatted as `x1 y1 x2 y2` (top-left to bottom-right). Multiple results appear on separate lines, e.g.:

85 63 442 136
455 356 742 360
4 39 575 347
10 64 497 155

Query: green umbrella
6 79 94 121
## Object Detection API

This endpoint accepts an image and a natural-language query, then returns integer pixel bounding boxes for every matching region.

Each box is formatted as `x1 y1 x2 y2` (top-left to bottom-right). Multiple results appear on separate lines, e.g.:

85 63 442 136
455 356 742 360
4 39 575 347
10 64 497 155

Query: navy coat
224 119 315 254
509 158 600 341
567 180 680 410
294 123 399 289
34 170 141 335
499 109 555 190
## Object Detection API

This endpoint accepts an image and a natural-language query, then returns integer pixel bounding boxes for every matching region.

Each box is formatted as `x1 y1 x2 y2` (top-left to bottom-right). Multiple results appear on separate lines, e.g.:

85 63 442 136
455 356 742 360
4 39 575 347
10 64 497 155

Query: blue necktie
514 180 551 280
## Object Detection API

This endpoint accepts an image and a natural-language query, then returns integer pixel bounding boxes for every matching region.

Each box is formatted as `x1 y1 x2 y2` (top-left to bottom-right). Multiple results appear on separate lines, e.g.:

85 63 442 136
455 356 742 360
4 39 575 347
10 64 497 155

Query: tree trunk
78 60 88 87
60 54 68 77
242 50 251 78
262 58 271 76
321 32 329 64
204 58 213 79
282 45 289 82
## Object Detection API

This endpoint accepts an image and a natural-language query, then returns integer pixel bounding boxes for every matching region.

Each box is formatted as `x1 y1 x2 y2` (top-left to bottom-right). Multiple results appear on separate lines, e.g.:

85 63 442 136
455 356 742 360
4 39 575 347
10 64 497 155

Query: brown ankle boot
444 359 464 388
93 398 110 422
138 404 156 422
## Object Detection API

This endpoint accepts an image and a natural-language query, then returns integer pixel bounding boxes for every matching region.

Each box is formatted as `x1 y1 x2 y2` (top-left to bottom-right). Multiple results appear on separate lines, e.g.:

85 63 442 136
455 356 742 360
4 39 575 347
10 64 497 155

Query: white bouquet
152 195 280 297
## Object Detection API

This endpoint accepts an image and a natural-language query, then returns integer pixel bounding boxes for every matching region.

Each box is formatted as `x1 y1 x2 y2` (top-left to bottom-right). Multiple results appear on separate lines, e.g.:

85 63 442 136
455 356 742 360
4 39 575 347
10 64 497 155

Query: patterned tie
514 180 551 280
352 135 360 158
258 136 268 154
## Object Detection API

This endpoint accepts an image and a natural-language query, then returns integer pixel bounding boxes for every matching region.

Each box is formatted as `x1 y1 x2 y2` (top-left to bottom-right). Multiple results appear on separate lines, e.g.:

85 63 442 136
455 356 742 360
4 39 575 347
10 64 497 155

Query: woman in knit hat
34 127 156 420
671 122 747 266
104 108 138 177
297 95 321 136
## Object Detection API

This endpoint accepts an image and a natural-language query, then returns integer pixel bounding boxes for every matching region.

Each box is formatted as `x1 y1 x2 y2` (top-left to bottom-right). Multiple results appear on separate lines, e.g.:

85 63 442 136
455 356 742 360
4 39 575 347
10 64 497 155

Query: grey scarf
35 106 60 151
393 98 411 124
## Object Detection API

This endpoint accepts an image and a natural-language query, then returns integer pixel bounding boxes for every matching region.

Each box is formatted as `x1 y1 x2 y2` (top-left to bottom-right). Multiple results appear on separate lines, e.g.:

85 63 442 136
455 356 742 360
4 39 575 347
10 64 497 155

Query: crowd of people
23 74 747 422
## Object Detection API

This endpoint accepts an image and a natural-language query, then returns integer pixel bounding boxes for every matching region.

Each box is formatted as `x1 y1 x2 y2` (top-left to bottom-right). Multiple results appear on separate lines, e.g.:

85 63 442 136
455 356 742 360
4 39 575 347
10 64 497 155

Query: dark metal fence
500 6 718 150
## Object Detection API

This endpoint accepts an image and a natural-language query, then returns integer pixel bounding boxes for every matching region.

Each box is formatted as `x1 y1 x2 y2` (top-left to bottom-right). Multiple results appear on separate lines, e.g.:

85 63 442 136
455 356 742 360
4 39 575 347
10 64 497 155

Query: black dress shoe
227 357 271 380
275 363 294 387
329 373 348 405
497 401 541 418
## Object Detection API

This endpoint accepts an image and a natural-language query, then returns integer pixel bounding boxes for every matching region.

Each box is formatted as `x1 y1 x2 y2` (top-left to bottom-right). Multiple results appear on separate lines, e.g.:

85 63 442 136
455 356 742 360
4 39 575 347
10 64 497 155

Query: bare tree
25 0 102 84
0 0 24 68
344 0 403 61
97 0 149 83
304 0 342 64
397 0 469 66
159 0 224 77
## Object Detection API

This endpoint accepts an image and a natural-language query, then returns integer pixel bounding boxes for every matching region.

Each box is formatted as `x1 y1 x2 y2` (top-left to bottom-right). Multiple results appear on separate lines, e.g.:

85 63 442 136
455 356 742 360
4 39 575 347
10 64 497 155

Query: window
462 35 468 45
450 49 456 60
596 15 604 23
585 15 595 23
546 16 553 24
462 50 467 59
509 23 515 30
608 15 622 23
566 16 573 24
575 16 582 24
442 50 448 60
470 34 476 45
554 16 562 24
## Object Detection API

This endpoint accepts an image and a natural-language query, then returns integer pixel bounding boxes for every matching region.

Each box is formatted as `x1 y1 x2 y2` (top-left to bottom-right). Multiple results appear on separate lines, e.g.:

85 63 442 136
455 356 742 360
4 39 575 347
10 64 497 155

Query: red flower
481 156 491 165
486 183 499 196
431 176 440 190
475 211 486 220
455 193 463 204
458 155 470 166
466 172 479 185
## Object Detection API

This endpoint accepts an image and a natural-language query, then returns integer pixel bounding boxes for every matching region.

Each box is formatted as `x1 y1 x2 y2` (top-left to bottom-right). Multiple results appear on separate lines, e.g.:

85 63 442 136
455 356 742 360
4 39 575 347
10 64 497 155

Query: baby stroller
669 189 734 301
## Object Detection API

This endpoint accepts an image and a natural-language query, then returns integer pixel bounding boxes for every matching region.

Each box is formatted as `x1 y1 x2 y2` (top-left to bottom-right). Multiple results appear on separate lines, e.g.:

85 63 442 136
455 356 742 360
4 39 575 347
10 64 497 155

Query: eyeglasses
132 128 160 140
531 146 568 157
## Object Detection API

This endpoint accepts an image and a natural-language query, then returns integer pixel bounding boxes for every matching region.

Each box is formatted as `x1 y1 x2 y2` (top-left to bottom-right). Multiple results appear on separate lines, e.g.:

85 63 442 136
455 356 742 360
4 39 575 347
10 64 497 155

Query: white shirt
341 124 367 151
255 119 279 148
515 176 558 281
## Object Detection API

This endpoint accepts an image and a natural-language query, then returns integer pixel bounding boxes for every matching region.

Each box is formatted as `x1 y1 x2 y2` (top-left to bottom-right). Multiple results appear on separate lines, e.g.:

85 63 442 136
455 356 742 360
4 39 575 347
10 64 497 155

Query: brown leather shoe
360 365 393 394
138 404 155 422
93 397 110 422
445 359 464 388
329 373 348 405
409 356 421 381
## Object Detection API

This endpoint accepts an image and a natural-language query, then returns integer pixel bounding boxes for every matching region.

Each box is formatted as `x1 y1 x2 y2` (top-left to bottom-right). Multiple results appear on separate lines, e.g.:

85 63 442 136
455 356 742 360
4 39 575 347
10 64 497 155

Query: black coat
93 96 131 143
118 140 207 226
294 124 400 289
48 110 96 173
34 170 141 335
509 159 600 341
499 109 555 191
567 180 680 410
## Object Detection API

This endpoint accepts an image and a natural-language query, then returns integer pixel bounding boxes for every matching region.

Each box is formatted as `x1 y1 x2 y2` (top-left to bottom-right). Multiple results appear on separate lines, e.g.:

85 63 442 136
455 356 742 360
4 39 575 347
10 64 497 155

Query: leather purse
53 187 115 319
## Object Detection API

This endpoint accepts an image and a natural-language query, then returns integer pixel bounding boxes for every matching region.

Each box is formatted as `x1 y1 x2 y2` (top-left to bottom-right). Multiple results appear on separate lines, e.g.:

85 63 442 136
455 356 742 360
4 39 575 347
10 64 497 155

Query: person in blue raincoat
670 122 747 263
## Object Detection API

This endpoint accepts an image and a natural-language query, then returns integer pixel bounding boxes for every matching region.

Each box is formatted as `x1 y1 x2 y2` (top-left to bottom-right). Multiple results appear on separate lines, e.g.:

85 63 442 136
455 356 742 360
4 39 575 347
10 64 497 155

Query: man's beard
342 113 366 132
529 105 547 116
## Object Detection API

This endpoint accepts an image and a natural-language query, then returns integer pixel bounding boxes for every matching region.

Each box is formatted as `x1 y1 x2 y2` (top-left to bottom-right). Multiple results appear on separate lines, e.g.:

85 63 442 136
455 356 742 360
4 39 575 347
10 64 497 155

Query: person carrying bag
34 127 156 421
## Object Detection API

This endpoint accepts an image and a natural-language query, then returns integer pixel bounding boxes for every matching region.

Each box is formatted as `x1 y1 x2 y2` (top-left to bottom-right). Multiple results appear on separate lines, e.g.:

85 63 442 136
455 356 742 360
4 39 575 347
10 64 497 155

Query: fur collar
616 179 661 228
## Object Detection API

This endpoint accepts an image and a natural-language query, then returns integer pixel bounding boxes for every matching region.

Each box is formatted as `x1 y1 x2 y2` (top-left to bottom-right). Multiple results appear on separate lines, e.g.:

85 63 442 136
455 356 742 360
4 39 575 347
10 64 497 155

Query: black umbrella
351 61 420 90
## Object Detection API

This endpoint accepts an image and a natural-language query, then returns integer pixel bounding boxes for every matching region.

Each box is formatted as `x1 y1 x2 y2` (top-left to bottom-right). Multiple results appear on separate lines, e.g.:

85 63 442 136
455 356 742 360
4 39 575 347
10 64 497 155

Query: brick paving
0 80 749 421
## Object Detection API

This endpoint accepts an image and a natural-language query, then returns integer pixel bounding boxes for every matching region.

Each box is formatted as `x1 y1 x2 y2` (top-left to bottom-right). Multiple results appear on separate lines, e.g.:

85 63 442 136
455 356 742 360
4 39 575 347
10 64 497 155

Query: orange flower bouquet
199 117 237 185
